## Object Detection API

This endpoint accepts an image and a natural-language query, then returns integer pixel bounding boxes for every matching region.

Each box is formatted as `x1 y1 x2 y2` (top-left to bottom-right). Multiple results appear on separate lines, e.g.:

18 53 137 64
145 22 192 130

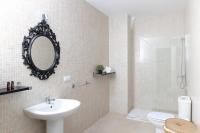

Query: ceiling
86 0 187 16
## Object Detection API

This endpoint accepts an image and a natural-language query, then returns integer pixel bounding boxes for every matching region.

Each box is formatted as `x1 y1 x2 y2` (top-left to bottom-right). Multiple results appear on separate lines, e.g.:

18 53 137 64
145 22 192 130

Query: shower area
126 14 187 121
128 37 187 122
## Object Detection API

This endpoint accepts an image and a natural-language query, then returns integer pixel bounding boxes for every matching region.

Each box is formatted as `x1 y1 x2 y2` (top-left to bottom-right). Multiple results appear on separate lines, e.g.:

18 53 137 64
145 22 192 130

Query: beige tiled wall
185 0 200 128
109 14 133 115
0 0 109 133
128 16 134 112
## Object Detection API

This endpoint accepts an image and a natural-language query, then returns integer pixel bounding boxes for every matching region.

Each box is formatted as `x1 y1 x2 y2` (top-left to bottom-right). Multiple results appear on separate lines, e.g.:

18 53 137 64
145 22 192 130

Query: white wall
186 0 200 128
133 13 186 112
109 14 133 114
0 0 109 133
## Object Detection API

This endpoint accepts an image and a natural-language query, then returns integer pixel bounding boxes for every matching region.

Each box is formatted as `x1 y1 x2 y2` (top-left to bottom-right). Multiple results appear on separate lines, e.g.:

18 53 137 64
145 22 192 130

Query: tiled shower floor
83 113 155 133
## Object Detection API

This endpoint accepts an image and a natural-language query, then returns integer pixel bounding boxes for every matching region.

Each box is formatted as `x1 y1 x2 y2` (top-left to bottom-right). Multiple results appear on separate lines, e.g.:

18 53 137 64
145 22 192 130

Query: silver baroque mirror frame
22 20 60 80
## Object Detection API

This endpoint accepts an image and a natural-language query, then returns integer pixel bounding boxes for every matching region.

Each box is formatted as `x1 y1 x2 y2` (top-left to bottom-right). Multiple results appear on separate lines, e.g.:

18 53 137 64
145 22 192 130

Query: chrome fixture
42 14 48 22
177 37 187 90
72 81 90 88
46 96 55 104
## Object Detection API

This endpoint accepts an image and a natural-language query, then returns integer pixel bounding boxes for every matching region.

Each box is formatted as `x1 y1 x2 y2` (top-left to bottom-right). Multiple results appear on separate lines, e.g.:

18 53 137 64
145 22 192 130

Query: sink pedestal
47 119 64 133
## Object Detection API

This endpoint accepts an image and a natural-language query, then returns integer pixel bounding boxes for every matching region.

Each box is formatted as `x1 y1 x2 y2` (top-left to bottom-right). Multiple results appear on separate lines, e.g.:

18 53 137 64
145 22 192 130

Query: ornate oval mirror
22 19 60 80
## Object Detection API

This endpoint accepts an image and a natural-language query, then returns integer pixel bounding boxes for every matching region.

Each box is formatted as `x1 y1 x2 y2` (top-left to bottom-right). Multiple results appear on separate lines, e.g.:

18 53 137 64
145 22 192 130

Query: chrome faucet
45 96 55 104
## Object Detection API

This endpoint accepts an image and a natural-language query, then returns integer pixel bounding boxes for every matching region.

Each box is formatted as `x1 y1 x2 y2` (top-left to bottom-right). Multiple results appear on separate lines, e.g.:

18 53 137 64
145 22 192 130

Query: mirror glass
31 36 55 70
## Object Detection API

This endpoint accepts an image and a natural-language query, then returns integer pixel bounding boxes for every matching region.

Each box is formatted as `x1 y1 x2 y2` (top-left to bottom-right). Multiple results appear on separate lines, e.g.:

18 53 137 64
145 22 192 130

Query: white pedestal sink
24 99 80 133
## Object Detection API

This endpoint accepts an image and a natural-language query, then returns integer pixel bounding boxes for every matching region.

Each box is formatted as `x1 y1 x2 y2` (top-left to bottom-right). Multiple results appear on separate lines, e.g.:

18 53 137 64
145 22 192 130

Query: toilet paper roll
178 96 191 121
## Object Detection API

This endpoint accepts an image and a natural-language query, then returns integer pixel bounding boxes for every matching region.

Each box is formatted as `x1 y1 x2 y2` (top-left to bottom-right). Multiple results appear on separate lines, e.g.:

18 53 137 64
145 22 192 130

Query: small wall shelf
93 72 116 77
0 86 32 96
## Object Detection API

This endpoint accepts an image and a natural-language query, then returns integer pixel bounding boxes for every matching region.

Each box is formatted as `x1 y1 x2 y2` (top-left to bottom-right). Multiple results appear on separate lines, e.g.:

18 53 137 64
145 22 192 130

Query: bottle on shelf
7 82 11 91
11 81 14 91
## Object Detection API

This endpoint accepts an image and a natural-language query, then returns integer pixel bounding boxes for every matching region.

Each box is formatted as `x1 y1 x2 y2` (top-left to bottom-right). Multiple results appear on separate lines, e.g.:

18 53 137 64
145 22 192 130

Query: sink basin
24 99 80 133
24 99 80 120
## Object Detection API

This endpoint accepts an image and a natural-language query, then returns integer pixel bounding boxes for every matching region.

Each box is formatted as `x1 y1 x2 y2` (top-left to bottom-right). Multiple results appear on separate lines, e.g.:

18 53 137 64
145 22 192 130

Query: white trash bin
178 96 192 121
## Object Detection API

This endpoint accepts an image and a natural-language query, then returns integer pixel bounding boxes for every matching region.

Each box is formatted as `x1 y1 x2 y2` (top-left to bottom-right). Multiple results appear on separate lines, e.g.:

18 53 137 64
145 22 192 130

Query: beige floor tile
83 113 155 133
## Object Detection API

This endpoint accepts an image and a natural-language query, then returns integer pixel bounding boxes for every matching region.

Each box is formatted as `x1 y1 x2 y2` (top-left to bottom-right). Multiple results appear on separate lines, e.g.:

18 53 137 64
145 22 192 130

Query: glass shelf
0 86 32 96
